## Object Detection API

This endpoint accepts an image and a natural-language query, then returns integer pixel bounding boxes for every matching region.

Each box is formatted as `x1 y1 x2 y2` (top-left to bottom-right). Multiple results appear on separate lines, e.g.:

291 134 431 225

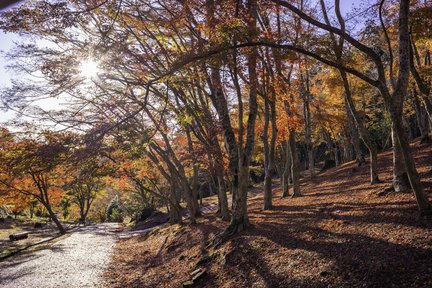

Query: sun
79 58 100 79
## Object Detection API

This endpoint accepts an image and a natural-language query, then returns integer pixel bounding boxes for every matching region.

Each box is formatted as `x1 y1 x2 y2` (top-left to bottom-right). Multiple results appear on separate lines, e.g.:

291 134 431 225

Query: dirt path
0 223 121 288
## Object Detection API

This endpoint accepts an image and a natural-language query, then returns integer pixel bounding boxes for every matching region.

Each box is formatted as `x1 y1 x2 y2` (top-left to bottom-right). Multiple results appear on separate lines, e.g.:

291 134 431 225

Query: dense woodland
0 0 431 243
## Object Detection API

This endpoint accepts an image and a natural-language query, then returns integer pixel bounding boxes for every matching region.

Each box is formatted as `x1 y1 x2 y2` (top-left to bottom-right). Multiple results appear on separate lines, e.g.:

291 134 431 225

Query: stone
181 268 207 287
9 232 29 241
182 280 194 287
191 268 206 281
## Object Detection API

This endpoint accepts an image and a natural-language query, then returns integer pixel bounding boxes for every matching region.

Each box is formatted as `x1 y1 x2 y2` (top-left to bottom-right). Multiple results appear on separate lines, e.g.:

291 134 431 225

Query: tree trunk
342 83 380 183
168 201 181 224
282 139 291 197
319 0 377 182
217 173 230 221
409 32 432 126
83 197 92 222
168 183 181 224
263 97 277 210
289 130 301 197
303 87 315 179
144 110 199 223
224 0 258 234
346 101 363 163
388 105 431 213
186 128 201 218
212 150 230 220
324 130 339 166
412 88 430 143
384 0 431 214
206 0 239 207
263 161 273 209
228 165 250 234
263 98 271 209
392 124 411 192
46 204 65 235
342 132 352 163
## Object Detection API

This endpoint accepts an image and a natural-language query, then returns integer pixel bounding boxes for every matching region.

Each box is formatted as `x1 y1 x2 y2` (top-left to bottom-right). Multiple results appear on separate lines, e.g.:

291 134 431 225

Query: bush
109 208 123 222
106 196 124 223
250 166 265 183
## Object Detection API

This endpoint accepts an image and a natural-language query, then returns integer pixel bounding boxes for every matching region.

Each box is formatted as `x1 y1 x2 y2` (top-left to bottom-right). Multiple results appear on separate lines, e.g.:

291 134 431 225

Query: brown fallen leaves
104 140 432 288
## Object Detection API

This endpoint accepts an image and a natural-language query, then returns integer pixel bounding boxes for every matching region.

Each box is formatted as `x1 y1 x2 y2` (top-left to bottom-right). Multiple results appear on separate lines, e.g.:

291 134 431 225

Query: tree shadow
246 220 432 287
266 201 429 229
0 254 42 283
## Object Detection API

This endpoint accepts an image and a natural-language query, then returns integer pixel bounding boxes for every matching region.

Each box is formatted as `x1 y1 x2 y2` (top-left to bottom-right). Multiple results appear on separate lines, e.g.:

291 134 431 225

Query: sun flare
79 58 100 79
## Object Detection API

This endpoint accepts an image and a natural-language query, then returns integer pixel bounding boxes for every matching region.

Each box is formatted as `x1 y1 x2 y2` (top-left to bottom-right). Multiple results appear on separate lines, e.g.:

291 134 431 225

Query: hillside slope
104 140 432 288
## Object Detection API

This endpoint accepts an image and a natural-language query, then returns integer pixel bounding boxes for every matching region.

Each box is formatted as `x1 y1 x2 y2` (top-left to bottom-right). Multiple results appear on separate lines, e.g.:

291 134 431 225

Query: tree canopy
0 0 431 237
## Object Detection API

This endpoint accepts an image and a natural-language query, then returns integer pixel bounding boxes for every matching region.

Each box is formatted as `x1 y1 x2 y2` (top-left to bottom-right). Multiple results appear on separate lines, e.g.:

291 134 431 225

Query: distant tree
65 141 112 223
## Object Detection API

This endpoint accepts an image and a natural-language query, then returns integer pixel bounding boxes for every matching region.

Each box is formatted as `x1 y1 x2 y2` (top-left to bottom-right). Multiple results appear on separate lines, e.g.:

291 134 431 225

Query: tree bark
412 88 430 143
289 129 301 197
382 0 431 214
303 77 315 179
168 183 181 224
324 130 339 166
46 204 65 235
282 139 292 197
217 172 229 220
342 79 380 184
346 101 363 163
392 124 411 192
186 128 201 214
263 96 277 210
146 150 182 224
410 33 432 125
206 0 239 205
225 0 258 234
320 0 379 183
271 0 430 213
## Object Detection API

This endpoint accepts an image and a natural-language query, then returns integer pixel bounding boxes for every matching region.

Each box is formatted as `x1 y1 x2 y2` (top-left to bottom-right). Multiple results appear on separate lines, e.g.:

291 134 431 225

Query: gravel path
0 223 120 288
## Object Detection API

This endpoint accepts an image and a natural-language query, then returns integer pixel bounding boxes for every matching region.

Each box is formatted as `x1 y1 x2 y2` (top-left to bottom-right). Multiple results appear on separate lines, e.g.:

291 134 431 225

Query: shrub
106 196 124 223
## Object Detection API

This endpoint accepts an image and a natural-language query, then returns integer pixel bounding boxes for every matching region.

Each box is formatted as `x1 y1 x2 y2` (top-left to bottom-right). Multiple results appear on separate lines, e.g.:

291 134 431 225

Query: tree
268 0 431 213
64 137 114 223
1 0 430 241
0 129 76 234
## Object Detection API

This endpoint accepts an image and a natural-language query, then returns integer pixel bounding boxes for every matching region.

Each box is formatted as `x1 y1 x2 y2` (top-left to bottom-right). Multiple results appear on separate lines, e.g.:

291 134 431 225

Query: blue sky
0 31 15 88
0 0 22 88
0 2 24 124
0 25 19 123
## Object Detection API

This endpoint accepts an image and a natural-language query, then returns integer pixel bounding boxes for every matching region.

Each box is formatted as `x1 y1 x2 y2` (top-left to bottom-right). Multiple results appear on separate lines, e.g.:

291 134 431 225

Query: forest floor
104 139 432 288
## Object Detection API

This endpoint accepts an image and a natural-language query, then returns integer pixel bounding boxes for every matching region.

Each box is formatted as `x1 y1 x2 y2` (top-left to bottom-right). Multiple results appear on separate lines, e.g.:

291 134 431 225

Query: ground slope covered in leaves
104 140 432 288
